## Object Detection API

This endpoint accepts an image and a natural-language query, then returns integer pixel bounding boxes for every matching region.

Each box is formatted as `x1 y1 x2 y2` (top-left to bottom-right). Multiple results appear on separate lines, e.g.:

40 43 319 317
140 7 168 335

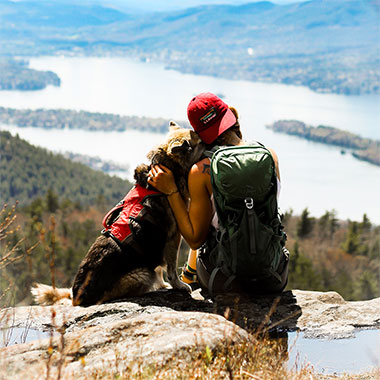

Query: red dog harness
102 184 162 245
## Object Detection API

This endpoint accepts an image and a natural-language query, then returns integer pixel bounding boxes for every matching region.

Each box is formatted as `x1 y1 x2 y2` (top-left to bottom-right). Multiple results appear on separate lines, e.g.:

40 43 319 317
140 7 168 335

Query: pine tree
342 221 360 255
296 208 314 238
46 188 59 213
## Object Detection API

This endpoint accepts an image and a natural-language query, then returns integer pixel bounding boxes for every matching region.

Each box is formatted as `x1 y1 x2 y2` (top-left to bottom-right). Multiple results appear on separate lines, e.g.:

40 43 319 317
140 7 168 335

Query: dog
31 121 205 306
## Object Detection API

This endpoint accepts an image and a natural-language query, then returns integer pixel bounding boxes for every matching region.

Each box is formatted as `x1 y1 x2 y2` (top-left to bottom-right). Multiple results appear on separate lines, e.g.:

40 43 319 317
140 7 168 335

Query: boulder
0 289 379 379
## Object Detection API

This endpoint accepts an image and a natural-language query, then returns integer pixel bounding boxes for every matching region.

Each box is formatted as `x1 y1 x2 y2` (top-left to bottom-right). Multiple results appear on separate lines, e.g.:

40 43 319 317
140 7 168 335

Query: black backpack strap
223 275 236 291
208 268 238 298
245 197 257 256
208 267 220 298
204 145 221 159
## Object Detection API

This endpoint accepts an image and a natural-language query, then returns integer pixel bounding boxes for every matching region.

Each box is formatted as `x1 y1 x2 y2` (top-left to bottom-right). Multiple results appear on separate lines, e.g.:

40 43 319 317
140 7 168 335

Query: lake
2 326 379 374
0 56 379 223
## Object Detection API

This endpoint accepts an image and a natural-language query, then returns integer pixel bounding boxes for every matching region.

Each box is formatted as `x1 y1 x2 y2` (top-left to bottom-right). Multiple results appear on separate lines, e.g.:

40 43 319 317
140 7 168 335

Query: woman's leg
180 249 198 288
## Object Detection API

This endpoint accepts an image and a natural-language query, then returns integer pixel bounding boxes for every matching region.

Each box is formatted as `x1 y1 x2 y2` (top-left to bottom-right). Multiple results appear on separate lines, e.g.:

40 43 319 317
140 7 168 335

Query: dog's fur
31 121 205 306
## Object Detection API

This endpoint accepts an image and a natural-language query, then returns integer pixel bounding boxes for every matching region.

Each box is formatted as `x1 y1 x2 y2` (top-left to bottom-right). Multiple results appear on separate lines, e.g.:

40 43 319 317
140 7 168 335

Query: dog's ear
190 130 200 141
169 120 181 131
171 140 192 155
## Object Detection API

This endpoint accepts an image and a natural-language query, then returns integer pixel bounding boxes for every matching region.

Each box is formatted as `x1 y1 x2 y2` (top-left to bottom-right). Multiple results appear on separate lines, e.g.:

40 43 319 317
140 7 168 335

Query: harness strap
101 227 146 257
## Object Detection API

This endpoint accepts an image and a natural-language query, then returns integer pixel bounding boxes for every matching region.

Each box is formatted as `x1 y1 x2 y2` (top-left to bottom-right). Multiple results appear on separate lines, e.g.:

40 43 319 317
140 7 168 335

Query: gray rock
0 289 379 379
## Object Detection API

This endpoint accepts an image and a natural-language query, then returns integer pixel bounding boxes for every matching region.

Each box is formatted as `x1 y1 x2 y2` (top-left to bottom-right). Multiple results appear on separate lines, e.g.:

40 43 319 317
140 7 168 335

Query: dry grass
54 334 316 380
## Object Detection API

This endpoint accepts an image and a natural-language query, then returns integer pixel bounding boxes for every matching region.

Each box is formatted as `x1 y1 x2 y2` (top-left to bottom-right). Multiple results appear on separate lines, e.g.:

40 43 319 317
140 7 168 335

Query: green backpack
204 142 287 295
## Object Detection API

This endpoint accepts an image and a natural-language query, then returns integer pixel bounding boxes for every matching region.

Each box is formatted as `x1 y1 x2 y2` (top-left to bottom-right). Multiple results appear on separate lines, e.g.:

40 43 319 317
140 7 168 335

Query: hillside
0 0 379 95
0 131 132 207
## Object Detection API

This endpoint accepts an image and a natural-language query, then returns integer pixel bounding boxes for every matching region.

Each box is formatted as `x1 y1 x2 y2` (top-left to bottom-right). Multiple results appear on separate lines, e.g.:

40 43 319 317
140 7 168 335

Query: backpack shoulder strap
203 145 222 159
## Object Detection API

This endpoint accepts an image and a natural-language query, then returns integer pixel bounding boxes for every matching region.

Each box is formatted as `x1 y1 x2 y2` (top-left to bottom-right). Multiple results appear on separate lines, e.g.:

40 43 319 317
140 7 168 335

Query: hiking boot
180 266 200 291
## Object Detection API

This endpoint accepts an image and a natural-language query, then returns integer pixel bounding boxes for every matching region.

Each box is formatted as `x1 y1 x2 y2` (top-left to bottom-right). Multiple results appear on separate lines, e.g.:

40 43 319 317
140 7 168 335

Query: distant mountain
0 0 379 94
0 131 132 207
0 0 130 28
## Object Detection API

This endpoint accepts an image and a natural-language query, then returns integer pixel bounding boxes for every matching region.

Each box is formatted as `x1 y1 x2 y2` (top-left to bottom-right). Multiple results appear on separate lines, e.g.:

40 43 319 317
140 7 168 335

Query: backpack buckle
245 197 254 210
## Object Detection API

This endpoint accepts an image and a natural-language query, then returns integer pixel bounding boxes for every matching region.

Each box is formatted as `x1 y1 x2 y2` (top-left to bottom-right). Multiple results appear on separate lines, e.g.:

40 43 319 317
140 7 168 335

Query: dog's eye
171 140 192 154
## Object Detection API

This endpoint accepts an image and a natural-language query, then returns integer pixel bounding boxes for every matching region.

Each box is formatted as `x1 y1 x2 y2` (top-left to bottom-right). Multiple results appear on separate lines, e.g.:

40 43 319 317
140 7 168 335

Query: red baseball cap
187 92 237 144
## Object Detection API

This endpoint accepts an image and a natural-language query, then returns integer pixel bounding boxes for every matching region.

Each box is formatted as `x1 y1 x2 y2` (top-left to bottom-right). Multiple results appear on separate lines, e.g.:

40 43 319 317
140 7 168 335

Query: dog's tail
31 283 72 305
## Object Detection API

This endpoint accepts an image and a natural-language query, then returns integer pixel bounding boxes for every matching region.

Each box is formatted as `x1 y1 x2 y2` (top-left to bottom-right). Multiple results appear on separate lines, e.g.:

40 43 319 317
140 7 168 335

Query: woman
148 92 282 290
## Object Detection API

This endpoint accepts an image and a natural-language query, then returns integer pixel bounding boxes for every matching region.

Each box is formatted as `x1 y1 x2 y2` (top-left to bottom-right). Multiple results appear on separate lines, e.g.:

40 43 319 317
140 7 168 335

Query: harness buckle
245 197 254 210
101 228 110 237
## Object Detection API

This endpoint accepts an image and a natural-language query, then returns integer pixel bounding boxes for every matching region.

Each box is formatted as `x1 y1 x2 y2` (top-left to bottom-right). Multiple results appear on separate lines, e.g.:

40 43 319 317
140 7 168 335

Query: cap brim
197 108 237 144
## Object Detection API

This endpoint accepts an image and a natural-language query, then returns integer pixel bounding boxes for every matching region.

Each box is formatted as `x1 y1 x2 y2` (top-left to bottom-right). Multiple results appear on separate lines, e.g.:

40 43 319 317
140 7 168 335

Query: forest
1 133 379 307
0 131 132 206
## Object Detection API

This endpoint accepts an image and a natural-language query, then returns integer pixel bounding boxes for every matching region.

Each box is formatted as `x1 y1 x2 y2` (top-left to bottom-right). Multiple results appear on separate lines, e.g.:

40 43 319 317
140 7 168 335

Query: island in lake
0 107 184 133
267 120 380 167
0 58 60 91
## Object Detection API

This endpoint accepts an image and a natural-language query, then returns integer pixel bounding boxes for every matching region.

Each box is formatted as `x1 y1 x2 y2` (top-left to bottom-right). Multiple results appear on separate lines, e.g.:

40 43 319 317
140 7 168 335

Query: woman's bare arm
149 162 213 249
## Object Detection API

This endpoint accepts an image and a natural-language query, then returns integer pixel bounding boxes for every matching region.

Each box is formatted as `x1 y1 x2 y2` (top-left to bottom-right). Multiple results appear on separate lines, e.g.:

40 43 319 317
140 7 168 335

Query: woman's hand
148 165 178 196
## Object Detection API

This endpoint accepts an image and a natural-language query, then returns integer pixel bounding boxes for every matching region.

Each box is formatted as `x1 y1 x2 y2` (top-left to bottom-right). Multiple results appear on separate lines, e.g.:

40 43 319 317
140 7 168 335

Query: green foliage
46 188 59 213
353 271 378 300
1 200 102 306
342 221 361 255
296 208 314 238
318 210 338 239
284 210 379 301
288 241 322 291
0 131 132 208
0 132 134 305
341 217 375 257
360 213 372 233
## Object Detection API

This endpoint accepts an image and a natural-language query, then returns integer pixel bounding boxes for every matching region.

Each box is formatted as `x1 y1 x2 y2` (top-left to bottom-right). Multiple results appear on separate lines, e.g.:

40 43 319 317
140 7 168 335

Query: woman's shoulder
190 157 211 177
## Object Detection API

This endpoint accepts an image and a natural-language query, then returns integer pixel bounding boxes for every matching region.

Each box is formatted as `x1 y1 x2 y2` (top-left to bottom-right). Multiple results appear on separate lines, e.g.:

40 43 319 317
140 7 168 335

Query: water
0 327 54 348
287 330 380 374
2 326 378 374
0 56 379 223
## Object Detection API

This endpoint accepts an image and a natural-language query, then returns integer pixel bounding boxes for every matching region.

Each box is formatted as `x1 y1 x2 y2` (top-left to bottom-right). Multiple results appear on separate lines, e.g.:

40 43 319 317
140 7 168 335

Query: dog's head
148 121 205 171
134 121 205 191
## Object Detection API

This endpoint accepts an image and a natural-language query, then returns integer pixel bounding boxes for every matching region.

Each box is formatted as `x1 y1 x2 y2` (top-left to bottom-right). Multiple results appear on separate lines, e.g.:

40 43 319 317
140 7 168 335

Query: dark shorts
196 246 289 296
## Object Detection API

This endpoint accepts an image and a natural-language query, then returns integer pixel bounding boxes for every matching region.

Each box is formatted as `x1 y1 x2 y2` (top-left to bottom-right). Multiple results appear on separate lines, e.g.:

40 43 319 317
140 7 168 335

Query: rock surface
0 289 379 379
